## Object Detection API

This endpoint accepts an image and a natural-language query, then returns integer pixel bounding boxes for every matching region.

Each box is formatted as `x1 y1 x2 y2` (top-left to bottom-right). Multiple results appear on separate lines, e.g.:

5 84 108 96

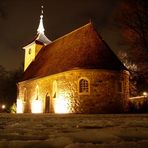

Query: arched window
52 80 57 98
36 85 39 100
23 88 27 102
79 78 90 94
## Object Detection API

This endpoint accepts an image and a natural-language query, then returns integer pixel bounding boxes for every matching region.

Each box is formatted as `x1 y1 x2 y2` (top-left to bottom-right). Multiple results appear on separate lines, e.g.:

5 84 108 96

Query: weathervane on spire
37 5 45 34
41 5 44 15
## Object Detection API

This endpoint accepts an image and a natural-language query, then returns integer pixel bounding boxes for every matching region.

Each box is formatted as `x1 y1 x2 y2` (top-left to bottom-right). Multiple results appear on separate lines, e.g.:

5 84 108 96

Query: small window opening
79 79 89 94
28 48 31 54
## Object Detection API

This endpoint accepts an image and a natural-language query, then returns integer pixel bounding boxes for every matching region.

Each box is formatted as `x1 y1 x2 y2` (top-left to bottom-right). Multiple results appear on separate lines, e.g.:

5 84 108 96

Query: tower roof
23 6 51 49
21 22 127 81
37 6 45 34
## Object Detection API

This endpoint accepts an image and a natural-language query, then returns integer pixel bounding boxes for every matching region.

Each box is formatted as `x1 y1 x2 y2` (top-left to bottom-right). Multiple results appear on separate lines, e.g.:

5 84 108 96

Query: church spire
23 4 51 71
37 5 45 34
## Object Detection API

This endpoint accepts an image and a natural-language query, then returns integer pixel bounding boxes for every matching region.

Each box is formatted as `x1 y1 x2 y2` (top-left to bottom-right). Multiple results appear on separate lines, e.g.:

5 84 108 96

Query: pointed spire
37 5 45 34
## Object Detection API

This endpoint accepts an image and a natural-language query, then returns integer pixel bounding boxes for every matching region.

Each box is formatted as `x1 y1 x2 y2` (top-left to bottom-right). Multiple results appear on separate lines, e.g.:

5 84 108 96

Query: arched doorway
24 88 29 113
45 93 50 113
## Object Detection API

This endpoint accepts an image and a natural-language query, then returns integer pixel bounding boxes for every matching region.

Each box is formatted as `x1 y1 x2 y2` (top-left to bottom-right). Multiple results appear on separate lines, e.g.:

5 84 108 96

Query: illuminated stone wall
17 69 129 113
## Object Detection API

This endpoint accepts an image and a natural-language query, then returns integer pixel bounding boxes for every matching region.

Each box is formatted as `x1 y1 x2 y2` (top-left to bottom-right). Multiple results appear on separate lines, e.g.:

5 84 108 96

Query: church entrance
45 93 50 113
24 88 31 113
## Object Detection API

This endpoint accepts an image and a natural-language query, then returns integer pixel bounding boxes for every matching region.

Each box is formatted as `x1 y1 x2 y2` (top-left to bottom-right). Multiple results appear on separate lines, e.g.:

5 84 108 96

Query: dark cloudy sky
0 0 123 71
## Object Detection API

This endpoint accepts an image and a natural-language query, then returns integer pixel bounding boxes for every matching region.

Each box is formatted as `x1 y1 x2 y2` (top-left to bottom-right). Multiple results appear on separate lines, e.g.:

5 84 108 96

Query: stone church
16 10 129 114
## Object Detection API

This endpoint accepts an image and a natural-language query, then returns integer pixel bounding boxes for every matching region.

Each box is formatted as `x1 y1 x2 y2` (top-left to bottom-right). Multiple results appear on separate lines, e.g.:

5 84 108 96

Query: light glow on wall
31 99 43 113
54 96 70 113
17 99 24 113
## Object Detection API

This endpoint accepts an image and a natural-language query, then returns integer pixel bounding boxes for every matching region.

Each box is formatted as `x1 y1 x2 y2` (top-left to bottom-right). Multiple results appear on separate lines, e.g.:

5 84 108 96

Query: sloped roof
23 33 51 49
36 33 51 45
21 22 126 81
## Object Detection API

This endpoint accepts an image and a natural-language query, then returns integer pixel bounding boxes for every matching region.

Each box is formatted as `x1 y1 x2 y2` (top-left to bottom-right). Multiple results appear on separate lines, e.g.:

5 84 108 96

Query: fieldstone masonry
18 69 129 113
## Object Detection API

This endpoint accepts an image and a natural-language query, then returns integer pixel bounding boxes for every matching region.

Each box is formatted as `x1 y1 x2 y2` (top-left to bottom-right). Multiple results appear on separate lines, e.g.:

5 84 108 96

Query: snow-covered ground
0 114 148 148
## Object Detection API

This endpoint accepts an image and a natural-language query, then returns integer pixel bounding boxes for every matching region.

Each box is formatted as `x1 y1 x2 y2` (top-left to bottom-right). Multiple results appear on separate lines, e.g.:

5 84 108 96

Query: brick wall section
18 69 129 113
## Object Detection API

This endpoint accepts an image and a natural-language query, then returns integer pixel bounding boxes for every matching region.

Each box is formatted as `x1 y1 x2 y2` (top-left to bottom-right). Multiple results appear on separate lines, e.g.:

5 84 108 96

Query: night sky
0 0 122 71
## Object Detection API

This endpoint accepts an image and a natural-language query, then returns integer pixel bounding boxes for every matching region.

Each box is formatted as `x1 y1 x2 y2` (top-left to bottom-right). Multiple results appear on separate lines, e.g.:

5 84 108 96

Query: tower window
79 78 90 95
28 48 31 54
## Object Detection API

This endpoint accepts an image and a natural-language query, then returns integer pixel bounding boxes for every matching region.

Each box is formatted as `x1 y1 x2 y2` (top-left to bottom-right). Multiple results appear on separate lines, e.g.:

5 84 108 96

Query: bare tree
0 65 23 112
115 0 148 94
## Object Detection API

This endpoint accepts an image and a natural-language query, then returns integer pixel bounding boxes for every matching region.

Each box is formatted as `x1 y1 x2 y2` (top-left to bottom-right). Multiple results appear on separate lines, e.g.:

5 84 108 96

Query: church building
16 8 129 113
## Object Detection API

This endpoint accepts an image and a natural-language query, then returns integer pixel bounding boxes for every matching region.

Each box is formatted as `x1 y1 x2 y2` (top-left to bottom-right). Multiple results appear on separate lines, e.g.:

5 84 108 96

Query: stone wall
17 69 129 113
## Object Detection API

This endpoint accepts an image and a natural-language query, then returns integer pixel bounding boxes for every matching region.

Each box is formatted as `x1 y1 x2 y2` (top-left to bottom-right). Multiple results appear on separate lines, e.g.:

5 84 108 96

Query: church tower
23 6 51 71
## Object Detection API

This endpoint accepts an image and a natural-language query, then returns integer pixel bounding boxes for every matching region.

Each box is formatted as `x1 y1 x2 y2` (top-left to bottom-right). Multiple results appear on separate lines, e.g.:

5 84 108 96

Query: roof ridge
48 22 93 45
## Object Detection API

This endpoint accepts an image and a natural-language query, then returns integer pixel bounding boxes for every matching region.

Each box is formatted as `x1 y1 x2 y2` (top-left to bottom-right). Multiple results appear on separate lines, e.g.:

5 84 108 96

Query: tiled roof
21 22 126 81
